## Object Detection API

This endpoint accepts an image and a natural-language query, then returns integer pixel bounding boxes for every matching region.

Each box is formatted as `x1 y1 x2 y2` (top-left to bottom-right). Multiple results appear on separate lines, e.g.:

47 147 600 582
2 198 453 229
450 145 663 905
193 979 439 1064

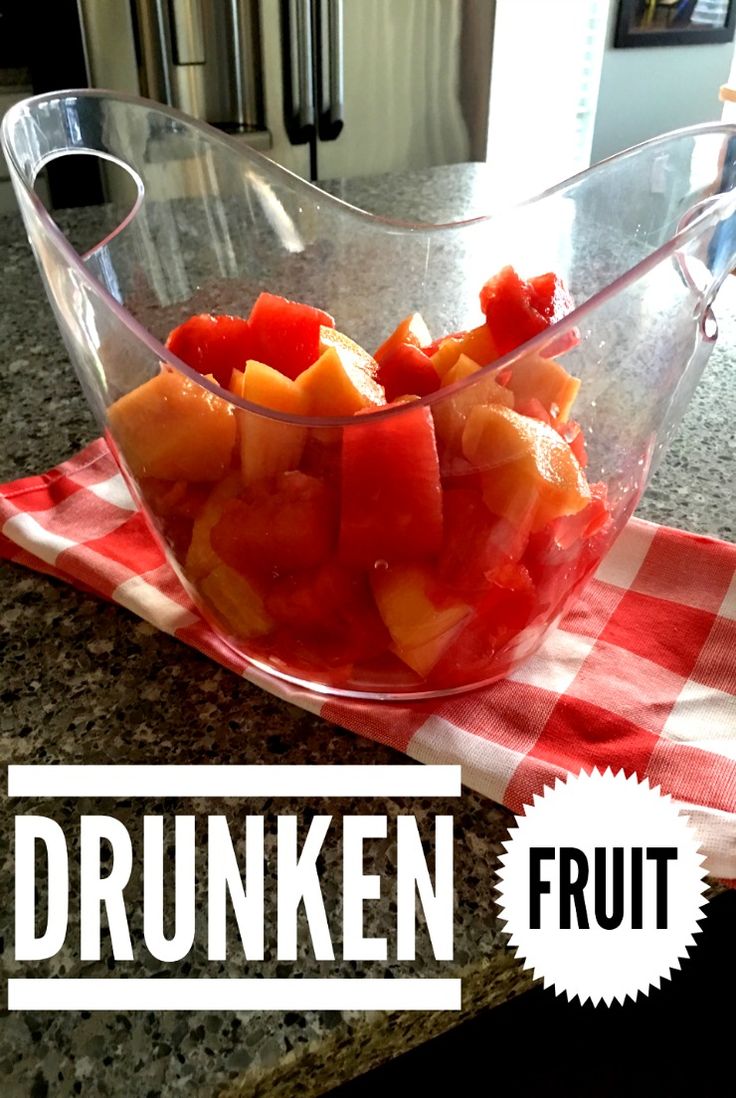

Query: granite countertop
1 163 735 1098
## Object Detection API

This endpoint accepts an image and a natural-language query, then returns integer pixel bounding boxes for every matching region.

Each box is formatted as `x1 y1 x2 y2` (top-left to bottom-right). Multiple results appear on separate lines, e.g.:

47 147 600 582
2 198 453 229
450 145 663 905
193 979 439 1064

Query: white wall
590 0 733 163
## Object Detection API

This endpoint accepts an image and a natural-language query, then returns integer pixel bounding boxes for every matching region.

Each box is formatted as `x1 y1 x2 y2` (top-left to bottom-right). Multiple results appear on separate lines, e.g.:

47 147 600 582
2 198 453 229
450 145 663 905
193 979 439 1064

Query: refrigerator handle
316 0 344 141
169 0 206 65
280 0 316 144
134 0 175 105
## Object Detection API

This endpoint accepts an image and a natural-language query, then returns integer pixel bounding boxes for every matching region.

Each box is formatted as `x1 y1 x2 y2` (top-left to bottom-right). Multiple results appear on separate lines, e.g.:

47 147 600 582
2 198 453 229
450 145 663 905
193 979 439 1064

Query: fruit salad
106 266 613 696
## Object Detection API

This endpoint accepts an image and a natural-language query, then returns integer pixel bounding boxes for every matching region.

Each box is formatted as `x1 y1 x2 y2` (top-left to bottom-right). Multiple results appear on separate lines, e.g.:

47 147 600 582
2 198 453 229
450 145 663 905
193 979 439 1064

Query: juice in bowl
4 90 736 698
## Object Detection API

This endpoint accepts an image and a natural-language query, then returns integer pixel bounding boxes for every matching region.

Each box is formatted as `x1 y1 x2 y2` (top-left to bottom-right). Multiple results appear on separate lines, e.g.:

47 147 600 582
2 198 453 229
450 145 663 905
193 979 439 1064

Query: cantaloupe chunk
431 324 498 379
200 563 273 638
433 354 514 450
462 403 591 531
107 369 236 481
320 325 380 372
297 344 385 415
506 353 580 421
371 564 471 676
373 312 432 364
479 465 542 531
238 360 309 484
185 472 243 579
230 367 246 396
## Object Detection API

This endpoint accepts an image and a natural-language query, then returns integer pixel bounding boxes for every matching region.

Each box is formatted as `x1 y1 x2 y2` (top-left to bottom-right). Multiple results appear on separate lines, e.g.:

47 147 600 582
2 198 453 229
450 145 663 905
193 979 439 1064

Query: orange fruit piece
107 369 236 481
462 403 591 531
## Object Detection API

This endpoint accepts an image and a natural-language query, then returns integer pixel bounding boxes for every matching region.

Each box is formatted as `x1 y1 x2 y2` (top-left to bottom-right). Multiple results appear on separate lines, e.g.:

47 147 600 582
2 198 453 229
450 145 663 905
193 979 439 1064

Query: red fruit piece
531 279 580 356
528 272 576 324
266 562 350 627
523 483 612 613
480 266 578 357
438 488 529 597
339 404 443 568
544 482 611 550
166 314 255 388
266 561 390 662
248 292 335 380
376 344 441 402
373 312 432 364
478 562 537 641
211 471 336 575
430 562 538 688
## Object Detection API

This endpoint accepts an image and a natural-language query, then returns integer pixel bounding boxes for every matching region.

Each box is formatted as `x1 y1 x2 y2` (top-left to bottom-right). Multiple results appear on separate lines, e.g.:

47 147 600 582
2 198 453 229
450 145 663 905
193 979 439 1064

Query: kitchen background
2 0 736 216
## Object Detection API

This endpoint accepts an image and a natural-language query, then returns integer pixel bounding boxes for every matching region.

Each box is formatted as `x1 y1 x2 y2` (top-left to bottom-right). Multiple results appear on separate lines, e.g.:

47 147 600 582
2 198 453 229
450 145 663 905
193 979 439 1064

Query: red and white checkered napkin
2 438 736 877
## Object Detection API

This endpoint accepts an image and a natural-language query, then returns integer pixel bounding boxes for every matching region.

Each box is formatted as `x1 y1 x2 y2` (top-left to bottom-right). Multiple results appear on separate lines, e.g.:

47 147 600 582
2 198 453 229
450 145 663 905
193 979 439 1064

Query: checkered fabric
2 438 735 878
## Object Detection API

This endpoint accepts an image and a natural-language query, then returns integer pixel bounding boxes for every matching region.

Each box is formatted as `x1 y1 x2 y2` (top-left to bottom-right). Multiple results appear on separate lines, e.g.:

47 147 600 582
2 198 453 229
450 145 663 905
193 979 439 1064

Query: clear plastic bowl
3 90 736 699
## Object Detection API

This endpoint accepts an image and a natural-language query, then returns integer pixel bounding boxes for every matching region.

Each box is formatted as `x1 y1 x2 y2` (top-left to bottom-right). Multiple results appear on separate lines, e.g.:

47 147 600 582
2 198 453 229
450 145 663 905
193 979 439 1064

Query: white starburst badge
496 768 708 1006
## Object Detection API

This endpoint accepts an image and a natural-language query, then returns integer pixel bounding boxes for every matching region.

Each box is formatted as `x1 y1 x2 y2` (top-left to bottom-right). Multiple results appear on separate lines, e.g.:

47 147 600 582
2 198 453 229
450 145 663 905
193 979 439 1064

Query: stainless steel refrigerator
79 0 495 181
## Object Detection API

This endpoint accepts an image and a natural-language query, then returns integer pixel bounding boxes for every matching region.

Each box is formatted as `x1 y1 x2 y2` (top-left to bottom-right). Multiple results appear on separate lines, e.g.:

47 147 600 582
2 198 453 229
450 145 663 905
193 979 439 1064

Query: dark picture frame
615 0 736 47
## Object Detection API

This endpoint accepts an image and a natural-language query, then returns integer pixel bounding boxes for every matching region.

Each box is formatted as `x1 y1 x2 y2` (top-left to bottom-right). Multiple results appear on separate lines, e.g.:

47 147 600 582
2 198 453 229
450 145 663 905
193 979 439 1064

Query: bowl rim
4 87 736 429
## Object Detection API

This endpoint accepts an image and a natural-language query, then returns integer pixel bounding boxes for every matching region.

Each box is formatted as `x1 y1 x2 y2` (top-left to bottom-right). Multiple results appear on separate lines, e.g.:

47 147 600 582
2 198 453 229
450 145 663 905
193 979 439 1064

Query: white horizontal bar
7 764 461 799
7 978 461 1011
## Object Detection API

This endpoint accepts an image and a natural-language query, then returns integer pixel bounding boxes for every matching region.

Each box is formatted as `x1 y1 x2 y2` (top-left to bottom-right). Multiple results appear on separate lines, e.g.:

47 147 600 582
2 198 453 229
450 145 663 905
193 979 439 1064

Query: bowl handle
676 187 736 309
1 95 146 254
43 150 143 257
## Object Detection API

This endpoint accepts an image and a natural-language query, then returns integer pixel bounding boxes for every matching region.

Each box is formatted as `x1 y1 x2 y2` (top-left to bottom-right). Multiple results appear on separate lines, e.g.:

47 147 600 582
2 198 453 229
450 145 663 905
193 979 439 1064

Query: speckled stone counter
1 163 735 1098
